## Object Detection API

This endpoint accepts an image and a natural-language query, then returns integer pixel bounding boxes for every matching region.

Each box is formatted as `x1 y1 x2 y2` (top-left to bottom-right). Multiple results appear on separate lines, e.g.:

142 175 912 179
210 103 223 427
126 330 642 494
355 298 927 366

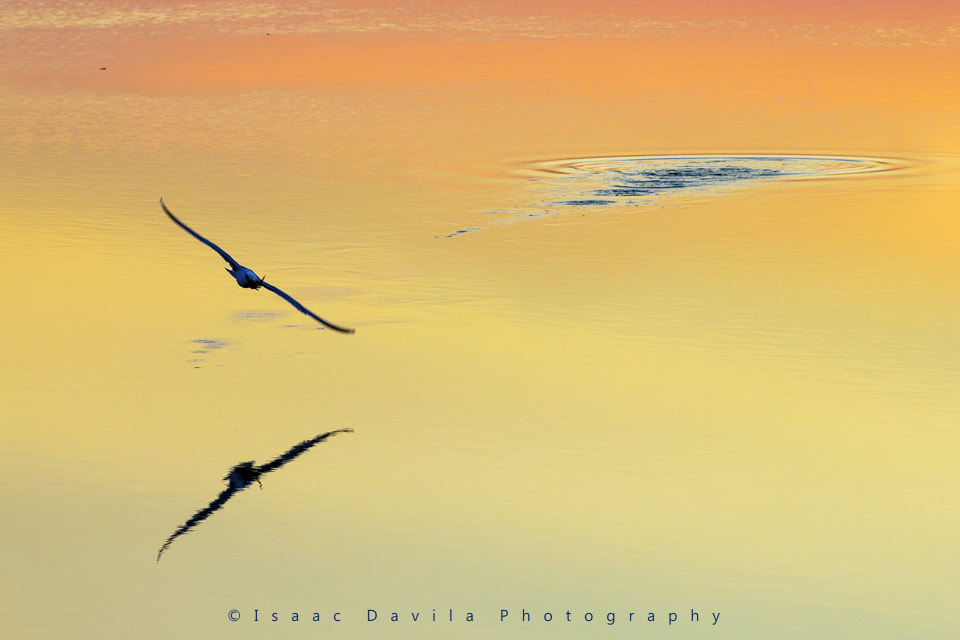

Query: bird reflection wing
260 281 355 333
156 484 239 562
160 199 241 270
255 429 353 476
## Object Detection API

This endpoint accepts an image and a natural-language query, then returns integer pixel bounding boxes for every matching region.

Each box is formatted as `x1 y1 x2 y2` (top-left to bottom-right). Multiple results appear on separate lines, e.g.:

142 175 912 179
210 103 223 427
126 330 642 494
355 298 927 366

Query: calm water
2 3 960 639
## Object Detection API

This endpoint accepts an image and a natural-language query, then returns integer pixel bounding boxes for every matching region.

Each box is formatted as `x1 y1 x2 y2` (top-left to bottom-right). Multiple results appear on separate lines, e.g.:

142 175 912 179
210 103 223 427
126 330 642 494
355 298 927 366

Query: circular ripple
445 154 914 236
512 154 911 208
523 154 908 181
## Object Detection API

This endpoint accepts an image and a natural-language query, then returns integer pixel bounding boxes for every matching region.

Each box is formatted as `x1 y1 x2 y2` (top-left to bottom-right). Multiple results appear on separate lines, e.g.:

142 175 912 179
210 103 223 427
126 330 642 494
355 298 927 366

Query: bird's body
156 429 353 561
160 199 354 333
227 265 264 289
225 461 262 490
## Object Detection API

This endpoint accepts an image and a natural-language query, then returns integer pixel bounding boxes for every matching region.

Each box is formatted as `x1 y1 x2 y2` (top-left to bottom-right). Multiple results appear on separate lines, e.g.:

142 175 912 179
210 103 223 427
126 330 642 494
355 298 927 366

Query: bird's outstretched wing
157 484 240 562
255 429 354 476
260 281 355 334
157 430 352 561
160 199 241 270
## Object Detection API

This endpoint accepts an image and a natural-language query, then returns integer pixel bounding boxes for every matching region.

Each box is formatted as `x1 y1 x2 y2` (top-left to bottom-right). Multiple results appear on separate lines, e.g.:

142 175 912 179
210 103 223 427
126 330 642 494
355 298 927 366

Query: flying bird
157 428 353 561
160 199 354 333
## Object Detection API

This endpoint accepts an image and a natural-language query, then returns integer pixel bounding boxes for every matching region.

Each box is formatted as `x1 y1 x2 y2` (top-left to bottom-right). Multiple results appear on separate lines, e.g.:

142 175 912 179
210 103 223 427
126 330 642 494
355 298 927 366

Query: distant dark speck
99 67 106 71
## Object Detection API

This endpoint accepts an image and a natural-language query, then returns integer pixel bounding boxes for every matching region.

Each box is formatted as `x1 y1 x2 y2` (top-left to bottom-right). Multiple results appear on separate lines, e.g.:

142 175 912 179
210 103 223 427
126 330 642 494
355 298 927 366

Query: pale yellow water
2 2 959 638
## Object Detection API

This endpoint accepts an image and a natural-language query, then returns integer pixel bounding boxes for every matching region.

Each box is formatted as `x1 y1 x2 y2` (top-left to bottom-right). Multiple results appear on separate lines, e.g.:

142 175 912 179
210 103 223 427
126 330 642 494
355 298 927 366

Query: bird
156 428 353 561
160 199 354 333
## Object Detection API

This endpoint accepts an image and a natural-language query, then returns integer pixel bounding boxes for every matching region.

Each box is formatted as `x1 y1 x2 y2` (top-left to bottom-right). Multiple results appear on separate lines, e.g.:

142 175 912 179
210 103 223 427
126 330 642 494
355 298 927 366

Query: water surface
2 3 959 639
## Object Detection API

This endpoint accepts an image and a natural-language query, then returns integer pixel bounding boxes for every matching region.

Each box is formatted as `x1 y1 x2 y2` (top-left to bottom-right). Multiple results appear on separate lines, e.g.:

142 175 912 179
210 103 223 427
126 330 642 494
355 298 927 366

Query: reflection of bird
157 429 353 561
160 199 354 333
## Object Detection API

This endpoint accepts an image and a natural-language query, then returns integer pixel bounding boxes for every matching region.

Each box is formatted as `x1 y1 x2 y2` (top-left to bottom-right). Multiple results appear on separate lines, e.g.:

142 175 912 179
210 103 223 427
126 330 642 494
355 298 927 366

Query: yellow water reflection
2 2 959 639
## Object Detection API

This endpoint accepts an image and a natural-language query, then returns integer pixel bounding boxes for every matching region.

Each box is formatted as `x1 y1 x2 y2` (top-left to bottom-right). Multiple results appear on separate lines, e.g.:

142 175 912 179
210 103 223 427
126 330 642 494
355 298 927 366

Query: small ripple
232 310 282 322
438 227 484 238
192 338 228 352
188 338 230 368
